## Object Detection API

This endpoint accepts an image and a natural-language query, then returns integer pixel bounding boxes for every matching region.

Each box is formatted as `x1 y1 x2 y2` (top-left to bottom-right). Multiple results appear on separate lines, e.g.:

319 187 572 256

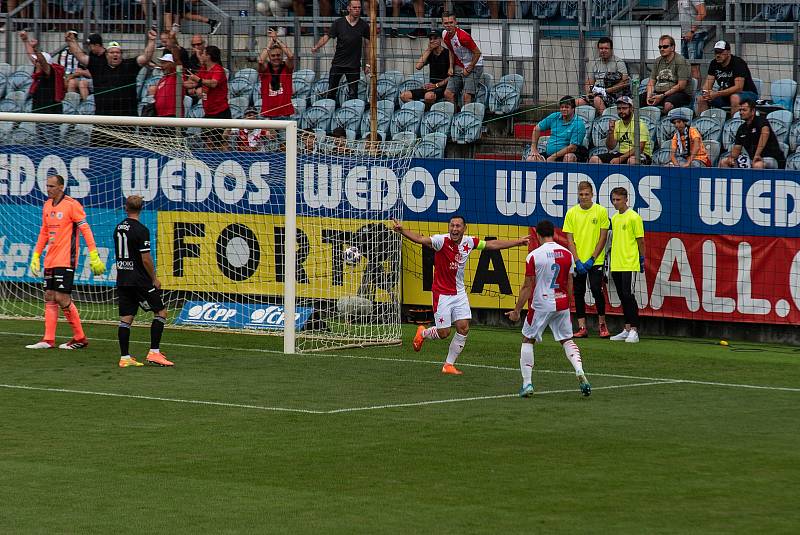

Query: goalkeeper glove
584 257 595 270
89 250 106 276
575 260 586 275
30 252 41 277
639 255 645 273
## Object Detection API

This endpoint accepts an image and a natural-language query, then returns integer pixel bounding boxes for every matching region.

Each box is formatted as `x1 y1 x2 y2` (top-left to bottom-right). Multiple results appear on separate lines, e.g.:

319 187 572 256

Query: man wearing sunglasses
643 35 692 114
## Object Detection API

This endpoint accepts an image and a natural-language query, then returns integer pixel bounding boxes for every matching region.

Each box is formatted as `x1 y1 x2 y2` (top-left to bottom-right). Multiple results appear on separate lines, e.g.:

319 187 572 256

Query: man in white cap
149 53 187 118
66 29 157 138
19 31 65 144
696 40 759 117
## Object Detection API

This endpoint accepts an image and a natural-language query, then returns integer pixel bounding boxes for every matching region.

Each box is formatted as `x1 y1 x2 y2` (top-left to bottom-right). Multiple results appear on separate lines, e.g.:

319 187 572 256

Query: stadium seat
292 71 314 103
789 119 800 152
588 146 609 159
704 140 721 166
360 99 394 138
398 75 424 103
575 105 596 125
639 106 662 125
7 70 32 93
0 98 20 113
230 94 251 112
302 98 336 132
474 72 494 108
0 62 11 76
233 67 258 87
229 103 245 119
767 109 793 143
770 79 796 110
392 130 417 149
10 122 37 145
652 147 672 165
752 78 763 97
420 101 454 137
7 90 29 112
534 1 560 19
78 99 96 115
722 118 744 149
693 117 723 142
603 105 618 117
592 115 617 148
763 3 793 22
61 100 79 115
414 132 447 158
700 108 726 125
332 98 365 132
657 116 675 146
536 135 550 155
779 141 789 158
0 118 14 138
62 91 81 110
390 100 425 137
450 102 485 144
375 72 401 103
560 1 579 19
187 102 205 118
642 116 657 148
290 97 306 122
0 72 7 101
228 77 252 99
311 79 329 105
786 151 800 170
489 74 523 115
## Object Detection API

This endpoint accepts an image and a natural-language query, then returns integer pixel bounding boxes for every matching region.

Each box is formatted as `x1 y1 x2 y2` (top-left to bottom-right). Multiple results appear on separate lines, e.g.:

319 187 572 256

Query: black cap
86 33 103 46
429 30 441 39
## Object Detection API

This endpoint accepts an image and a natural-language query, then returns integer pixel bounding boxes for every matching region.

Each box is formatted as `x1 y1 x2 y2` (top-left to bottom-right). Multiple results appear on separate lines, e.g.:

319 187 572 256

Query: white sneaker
26 340 55 349
609 329 630 341
625 330 640 343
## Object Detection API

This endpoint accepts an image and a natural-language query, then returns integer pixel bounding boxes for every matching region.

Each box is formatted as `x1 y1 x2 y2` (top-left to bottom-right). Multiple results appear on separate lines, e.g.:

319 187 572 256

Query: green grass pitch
0 318 797 533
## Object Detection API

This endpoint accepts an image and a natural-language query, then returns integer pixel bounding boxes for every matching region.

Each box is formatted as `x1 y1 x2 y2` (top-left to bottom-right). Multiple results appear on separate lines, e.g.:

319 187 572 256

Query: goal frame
0 112 300 354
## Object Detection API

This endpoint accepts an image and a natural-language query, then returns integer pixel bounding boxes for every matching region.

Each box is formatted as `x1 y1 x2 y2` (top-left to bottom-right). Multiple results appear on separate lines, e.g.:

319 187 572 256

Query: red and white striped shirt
430 234 481 296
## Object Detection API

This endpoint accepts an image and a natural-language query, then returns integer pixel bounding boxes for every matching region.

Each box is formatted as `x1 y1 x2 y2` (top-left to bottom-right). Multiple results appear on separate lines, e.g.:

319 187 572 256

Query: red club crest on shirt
462 243 469 252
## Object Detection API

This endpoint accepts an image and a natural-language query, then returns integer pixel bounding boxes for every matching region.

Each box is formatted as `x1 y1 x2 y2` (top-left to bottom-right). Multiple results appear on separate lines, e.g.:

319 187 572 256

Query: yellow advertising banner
157 212 397 301
399 221 534 309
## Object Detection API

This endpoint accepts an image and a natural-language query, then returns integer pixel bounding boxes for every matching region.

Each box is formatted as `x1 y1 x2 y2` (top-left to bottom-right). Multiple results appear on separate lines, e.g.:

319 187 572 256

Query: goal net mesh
0 114 415 352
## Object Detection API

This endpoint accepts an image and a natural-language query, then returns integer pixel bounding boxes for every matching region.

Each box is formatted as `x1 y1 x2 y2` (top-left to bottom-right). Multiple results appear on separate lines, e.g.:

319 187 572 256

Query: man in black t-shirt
114 195 174 368
311 0 370 101
697 40 759 116
720 98 785 169
399 31 451 107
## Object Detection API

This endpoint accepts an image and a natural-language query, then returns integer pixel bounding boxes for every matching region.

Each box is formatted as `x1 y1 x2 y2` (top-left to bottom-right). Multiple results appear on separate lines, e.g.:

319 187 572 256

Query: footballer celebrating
26 174 106 350
392 216 529 375
114 195 173 367
506 220 591 398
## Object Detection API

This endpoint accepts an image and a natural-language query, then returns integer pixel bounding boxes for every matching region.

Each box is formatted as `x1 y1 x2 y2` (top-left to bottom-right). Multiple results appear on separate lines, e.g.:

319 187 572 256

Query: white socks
422 327 440 340
520 342 534 385
563 339 584 376
445 333 467 365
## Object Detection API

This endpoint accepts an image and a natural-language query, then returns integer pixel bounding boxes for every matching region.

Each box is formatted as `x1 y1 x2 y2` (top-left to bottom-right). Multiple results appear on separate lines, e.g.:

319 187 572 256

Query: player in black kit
114 195 174 367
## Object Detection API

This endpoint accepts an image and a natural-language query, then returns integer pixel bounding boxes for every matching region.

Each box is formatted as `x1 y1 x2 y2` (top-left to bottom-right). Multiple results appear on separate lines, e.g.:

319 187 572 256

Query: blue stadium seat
693 117 723 143
560 1 579 19
0 62 12 76
534 1 560 19
390 100 425 137
789 119 800 152
652 147 672 165
311 79 329 105
475 72 494 108
536 135 549 155
450 102 485 144
290 97 306 122
375 72 401 103
704 140 721 166
6 90 29 112
657 116 675 146
575 105 596 125
639 106 662 125
414 132 448 158
0 98 20 113
420 101 454 137
292 70 315 102
392 131 417 150
359 99 393 137
302 98 336 132
187 102 205 118
489 74 523 115
722 118 744 149
770 79 796 110
700 108 726 126
592 115 618 148
228 77 252 99
767 109 793 144
78 99 95 115
7 70 32 93
642 117 657 148
10 122 37 145
398 74 424 103
786 151 800 170
0 118 14 139
233 67 258 87
0 72 7 101
332 98 365 132
763 3 794 22
588 146 609 159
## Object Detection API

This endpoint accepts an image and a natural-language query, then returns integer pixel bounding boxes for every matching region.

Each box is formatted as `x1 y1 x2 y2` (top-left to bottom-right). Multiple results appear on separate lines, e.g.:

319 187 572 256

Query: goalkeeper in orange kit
26 174 106 350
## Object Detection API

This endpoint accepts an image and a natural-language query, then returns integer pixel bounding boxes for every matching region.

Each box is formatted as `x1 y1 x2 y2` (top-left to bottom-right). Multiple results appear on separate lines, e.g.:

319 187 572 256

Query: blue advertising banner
174 301 314 331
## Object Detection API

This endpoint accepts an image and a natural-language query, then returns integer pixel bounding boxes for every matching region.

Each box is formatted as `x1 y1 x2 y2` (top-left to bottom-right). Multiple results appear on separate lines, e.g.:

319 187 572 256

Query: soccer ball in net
343 246 362 265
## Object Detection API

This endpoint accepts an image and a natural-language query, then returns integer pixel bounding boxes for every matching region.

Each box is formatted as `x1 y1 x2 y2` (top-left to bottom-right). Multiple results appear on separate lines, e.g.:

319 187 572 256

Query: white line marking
0 384 324 414
2 330 799 393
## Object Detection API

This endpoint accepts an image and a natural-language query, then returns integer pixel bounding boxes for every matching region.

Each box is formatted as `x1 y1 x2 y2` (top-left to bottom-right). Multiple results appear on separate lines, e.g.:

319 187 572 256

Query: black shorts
118 286 166 317
201 107 232 147
408 86 446 102
44 267 75 294
596 151 652 165
543 145 589 162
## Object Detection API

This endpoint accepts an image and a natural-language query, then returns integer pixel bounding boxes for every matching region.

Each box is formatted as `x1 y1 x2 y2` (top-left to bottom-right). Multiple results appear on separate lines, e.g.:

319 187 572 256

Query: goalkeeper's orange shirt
35 195 97 269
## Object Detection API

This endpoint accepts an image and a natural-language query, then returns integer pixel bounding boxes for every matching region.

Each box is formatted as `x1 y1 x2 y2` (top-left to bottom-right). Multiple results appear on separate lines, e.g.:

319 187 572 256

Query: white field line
2 330 799 394
0 380 679 415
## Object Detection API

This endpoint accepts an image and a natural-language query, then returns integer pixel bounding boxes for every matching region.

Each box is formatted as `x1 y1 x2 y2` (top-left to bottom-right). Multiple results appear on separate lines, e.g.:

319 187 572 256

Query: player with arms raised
26 174 106 350
392 216 529 375
506 220 591 398
115 195 174 368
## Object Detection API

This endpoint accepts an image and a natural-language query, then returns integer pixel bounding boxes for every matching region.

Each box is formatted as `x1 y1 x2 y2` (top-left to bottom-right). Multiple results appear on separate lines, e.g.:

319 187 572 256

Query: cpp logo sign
176 301 315 330
182 302 238 325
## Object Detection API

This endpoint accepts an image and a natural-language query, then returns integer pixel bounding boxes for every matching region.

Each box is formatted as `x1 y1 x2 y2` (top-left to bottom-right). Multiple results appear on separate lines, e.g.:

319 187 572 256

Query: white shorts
522 309 573 342
433 292 471 329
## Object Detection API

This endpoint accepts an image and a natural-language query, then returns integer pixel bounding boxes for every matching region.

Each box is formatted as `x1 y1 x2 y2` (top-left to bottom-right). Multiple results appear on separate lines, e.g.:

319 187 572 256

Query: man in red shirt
185 44 229 149
392 216 528 375
151 53 187 118
441 12 483 108
26 175 106 350
257 29 295 119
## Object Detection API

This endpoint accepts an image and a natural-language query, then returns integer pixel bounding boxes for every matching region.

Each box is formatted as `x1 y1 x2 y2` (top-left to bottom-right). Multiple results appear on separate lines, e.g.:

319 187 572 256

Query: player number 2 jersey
430 234 482 296
526 241 574 314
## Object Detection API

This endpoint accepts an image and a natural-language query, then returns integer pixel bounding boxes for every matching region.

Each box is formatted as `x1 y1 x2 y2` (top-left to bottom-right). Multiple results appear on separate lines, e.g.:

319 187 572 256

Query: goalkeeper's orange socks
44 301 58 344
61 301 86 341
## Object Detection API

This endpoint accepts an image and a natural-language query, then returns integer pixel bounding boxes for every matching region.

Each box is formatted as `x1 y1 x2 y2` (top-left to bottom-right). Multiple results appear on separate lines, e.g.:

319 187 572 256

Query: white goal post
0 112 412 353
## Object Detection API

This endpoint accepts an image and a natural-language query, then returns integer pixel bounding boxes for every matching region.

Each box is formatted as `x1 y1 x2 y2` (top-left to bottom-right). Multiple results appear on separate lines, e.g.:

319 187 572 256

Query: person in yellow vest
563 181 610 338
609 187 645 343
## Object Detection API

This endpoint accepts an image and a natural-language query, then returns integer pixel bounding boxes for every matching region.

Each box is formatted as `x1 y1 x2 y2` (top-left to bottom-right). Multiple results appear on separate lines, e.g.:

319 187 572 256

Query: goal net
0 112 415 353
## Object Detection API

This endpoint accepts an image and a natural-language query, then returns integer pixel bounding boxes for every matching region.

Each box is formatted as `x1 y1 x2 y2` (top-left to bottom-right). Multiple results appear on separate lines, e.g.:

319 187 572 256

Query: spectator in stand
577 37 630 114
20 31 65 144
186 34 204 72
388 0 426 38
589 96 653 165
293 0 332 20
66 29 157 121
526 95 587 163
399 31 451 108
257 29 295 119
720 98 785 169
232 107 276 152
159 30 190 64
442 11 483 108
164 0 221 35
667 108 711 167
56 41 92 101
643 35 692 113
679 0 708 87
185 44 230 150
84 32 106 58
149 53 187 118
487 1 515 20
696 40 759 117
311 0 370 101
